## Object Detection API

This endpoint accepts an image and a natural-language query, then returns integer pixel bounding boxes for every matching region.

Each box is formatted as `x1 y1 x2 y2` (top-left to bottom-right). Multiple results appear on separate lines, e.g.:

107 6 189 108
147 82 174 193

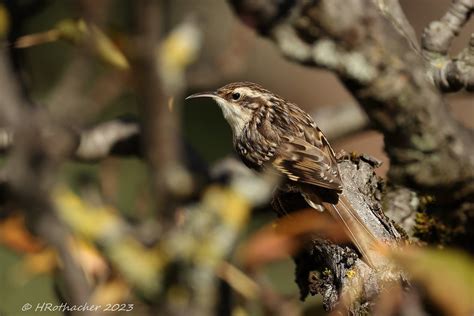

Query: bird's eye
232 92 241 100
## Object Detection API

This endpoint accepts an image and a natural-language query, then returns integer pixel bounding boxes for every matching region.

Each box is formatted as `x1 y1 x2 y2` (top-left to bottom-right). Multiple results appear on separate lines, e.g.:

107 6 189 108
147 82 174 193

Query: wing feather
273 135 343 191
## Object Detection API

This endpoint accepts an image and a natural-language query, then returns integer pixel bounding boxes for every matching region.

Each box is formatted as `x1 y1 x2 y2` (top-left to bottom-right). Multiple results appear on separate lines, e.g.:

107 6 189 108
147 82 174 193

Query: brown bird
186 82 377 266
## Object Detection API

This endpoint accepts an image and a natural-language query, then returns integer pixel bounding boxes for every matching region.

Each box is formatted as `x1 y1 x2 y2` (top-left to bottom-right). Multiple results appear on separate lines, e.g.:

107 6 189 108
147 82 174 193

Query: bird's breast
234 130 279 172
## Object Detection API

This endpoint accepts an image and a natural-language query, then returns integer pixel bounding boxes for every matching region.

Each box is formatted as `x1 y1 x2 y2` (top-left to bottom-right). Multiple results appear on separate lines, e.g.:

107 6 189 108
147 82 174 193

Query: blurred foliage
0 247 60 316
0 3 9 38
239 209 346 271
391 247 474 316
56 19 129 70
0 1 473 316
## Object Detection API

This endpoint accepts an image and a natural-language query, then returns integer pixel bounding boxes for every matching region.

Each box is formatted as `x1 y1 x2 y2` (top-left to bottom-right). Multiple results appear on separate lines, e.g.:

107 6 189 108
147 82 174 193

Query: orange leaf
239 209 348 270
0 214 44 253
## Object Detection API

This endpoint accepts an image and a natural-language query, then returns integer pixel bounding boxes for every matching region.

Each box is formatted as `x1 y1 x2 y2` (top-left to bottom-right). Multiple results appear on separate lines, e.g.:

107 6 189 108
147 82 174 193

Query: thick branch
275 155 404 312
229 0 474 238
228 0 474 307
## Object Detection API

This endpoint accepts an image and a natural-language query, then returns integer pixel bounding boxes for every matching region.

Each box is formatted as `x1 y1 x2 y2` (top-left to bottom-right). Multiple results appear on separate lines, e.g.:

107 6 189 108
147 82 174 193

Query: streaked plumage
186 82 378 267
216 82 343 193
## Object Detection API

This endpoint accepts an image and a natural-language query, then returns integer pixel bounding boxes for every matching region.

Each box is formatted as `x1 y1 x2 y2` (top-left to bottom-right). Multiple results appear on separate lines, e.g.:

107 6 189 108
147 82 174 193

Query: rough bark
228 0 474 311
229 0 474 248
274 154 405 312
0 1 471 314
422 0 474 92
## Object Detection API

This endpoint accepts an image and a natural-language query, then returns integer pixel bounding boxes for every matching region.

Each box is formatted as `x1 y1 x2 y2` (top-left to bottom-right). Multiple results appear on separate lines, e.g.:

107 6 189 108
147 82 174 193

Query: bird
186 81 378 267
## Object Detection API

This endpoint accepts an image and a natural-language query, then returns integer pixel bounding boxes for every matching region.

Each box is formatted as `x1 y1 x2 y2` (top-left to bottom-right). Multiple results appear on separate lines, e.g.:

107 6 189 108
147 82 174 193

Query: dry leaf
0 214 44 253
239 209 347 270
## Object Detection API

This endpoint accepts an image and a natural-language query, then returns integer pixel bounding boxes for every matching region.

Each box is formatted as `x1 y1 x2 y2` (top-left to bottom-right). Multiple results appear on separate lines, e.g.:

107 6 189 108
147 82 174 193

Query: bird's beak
185 91 218 100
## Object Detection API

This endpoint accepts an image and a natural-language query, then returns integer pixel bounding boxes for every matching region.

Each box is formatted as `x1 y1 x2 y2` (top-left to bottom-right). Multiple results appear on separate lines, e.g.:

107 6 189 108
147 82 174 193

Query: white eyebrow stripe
234 87 270 99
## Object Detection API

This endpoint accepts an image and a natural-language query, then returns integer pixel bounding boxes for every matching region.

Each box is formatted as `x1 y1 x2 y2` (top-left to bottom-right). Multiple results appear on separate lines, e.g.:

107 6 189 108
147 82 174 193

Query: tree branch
372 0 420 53
313 103 368 140
131 0 194 226
275 155 404 312
422 0 474 92
0 49 92 308
229 0 474 246
0 101 367 162
75 119 140 160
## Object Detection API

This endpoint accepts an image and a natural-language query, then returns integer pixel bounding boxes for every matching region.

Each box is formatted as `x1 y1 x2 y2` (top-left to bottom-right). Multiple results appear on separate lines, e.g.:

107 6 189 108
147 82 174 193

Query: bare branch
312 103 368 140
372 0 420 53
75 119 140 160
47 55 94 122
422 0 474 92
34 211 93 308
0 100 367 165
0 52 25 127
131 0 193 225
47 55 127 125
422 0 473 55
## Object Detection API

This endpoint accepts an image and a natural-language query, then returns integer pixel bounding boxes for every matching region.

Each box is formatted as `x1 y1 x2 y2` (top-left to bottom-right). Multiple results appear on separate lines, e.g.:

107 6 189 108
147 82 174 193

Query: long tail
304 192 380 267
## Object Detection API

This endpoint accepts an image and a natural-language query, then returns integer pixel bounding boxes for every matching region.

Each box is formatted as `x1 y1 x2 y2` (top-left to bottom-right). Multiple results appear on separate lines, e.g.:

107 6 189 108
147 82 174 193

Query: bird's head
186 82 273 137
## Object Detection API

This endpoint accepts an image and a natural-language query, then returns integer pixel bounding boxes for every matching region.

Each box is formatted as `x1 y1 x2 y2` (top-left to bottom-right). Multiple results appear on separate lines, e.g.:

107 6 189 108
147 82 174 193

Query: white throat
215 98 251 137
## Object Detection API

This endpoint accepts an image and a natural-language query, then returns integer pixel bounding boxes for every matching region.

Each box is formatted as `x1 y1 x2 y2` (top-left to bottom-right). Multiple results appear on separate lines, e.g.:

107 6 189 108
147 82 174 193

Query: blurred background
0 1 472 315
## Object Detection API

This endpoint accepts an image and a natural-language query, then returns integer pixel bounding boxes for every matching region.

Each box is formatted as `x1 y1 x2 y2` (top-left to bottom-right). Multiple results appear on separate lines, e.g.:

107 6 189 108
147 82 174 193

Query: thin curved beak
185 91 217 100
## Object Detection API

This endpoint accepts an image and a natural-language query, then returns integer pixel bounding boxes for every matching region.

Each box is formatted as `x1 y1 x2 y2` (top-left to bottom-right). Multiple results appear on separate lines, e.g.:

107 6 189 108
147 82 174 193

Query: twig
35 211 93 307
216 261 260 300
422 0 473 55
372 0 420 53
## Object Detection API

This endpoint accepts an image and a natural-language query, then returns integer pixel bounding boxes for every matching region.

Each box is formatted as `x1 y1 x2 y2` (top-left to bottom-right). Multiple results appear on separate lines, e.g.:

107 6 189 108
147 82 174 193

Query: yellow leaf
54 187 122 240
56 19 129 70
91 278 130 305
69 239 109 281
23 249 58 275
159 19 201 72
205 186 250 230
0 4 9 38
392 247 474 316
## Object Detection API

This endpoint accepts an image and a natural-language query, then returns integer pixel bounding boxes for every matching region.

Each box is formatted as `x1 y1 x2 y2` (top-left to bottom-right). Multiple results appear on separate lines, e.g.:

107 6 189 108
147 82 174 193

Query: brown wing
272 135 343 191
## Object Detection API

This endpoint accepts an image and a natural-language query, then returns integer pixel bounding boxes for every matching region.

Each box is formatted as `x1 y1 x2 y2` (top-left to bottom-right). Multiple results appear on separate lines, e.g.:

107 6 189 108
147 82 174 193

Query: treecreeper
186 82 380 267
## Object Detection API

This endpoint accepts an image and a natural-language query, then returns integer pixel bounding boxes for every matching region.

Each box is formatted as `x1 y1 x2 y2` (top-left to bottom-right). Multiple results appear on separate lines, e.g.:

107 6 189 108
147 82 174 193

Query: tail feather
325 198 379 267
304 192 380 267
